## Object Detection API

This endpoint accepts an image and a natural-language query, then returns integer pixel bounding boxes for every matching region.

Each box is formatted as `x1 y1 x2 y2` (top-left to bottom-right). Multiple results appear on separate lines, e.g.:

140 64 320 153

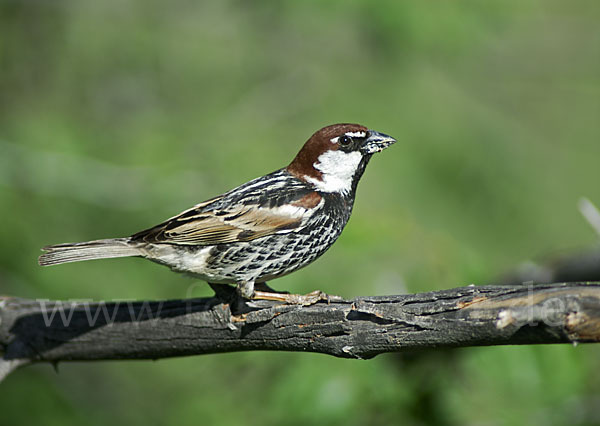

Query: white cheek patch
304 150 363 194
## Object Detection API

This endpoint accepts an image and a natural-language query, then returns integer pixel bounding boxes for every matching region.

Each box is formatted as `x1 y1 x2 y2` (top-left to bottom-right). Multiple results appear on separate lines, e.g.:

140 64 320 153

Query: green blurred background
1 0 600 425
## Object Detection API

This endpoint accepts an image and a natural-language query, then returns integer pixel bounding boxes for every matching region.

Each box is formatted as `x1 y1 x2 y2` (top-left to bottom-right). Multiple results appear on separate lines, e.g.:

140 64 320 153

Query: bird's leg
253 290 342 306
236 280 255 300
251 282 342 306
235 281 341 306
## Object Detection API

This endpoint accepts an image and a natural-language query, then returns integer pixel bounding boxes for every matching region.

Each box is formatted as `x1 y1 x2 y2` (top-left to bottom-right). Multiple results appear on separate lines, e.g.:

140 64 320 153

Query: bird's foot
233 281 341 306
252 290 342 306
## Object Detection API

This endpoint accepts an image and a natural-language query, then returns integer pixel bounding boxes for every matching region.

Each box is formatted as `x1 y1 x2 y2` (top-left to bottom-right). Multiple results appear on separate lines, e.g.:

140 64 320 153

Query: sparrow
39 124 396 304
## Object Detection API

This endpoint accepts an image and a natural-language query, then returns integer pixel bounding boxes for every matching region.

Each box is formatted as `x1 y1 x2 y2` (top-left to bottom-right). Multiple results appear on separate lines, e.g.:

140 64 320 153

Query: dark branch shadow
4 284 269 361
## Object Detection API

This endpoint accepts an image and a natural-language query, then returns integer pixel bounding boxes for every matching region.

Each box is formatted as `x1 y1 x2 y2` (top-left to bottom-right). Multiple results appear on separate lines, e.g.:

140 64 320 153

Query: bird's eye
339 135 352 146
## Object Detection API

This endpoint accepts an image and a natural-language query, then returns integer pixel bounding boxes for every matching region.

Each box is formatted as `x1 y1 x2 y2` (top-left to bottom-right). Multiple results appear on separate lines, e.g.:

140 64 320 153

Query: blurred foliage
1 0 600 425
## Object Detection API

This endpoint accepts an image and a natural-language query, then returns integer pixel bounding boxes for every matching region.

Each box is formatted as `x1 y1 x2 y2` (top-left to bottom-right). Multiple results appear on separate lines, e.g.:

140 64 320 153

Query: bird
39 123 396 304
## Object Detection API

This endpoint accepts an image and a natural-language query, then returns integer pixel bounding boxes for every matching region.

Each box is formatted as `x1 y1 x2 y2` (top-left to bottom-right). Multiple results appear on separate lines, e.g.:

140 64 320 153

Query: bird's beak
360 130 397 155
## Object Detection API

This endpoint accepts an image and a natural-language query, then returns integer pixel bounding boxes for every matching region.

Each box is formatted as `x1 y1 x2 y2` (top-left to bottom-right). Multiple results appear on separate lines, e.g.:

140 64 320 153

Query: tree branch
2 282 600 381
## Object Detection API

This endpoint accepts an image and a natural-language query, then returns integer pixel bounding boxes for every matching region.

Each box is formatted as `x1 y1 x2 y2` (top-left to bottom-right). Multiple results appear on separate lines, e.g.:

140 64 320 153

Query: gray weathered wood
1 282 600 381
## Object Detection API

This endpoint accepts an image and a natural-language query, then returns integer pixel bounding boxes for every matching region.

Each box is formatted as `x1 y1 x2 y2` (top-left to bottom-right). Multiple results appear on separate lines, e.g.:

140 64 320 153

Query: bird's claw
251 289 342 306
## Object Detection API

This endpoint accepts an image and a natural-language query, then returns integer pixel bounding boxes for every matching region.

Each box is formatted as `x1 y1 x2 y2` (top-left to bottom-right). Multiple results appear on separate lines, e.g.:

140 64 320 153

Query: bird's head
287 123 396 195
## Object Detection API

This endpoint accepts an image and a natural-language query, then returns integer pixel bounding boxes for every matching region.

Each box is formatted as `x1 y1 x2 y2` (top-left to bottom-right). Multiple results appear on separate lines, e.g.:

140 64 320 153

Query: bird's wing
131 184 322 246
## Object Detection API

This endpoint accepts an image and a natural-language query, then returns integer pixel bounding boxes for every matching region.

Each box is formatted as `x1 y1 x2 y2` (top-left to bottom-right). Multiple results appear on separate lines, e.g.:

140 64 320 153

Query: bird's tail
38 238 143 266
